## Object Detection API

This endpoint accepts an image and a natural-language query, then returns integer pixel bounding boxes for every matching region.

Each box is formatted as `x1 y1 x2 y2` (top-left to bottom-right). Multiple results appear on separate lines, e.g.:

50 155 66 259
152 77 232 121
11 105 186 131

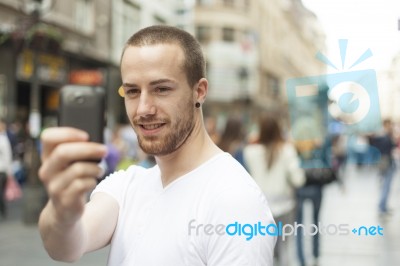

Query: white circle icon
328 81 370 125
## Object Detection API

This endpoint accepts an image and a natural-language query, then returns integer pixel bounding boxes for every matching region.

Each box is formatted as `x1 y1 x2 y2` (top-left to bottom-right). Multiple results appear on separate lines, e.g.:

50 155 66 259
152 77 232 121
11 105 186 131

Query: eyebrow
122 83 138 88
122 79 176 88
149 79 176 86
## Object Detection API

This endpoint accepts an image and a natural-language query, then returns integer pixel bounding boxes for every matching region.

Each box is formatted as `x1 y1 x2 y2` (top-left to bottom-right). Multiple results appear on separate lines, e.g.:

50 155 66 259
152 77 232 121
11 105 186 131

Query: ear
194 78 208 104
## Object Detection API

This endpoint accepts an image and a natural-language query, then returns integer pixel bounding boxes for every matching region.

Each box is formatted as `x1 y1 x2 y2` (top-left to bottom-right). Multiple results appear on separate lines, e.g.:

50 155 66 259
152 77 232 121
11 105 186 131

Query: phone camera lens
76 95 85 104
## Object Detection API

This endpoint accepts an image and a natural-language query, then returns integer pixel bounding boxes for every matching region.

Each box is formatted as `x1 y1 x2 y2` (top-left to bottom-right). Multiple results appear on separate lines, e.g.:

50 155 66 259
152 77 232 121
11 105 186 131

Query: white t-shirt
92 152 276 266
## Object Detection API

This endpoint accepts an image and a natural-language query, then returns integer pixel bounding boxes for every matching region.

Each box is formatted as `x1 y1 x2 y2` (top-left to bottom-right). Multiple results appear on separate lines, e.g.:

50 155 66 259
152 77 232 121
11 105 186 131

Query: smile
140 123 165 130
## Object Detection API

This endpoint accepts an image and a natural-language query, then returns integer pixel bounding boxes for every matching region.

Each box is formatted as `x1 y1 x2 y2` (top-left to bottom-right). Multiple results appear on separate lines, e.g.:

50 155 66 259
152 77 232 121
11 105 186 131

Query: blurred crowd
206 113 400 266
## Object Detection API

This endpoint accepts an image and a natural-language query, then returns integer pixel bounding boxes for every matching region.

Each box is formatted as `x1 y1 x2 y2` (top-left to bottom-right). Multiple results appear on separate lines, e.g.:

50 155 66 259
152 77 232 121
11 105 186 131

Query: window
267 75 280 97
176 8 186 15
121 3 141 45
75 0 94 33
261 73 280 97
197 0 213 6
112 1 141 62
196 26 211 43
222 27 235 42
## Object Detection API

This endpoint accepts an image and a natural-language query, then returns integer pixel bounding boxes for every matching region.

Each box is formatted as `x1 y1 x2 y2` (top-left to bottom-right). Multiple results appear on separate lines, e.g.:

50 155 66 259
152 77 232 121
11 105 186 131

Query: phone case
59 85 105 143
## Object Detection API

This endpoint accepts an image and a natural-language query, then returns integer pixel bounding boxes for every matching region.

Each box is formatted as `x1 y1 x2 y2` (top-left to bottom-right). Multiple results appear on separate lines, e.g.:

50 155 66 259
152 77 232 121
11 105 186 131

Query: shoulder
202 153 271 219
206 153 255 185
243 144 264 158
244 143 263 152
281 142 298 156
91 165 158 204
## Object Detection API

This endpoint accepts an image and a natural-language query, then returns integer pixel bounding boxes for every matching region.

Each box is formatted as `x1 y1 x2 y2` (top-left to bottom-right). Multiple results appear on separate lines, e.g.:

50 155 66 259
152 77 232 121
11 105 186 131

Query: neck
155 117 222 188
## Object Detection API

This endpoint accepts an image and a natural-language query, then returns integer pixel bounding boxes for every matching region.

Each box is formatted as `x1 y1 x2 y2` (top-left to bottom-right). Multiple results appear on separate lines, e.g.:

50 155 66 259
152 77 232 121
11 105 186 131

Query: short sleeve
90 166 138 207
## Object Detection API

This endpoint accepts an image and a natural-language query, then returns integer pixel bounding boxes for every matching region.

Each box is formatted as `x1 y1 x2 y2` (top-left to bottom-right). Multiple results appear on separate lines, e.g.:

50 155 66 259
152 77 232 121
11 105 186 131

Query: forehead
121 43 185 72
120 44 187 86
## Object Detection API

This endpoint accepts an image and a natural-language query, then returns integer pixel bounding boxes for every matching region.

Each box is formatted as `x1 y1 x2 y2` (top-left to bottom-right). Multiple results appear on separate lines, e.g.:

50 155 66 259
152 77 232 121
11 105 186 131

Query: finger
39 142 107 182
52 177 98 222
68 177 98 196
45 162 103 197
41 127 89 161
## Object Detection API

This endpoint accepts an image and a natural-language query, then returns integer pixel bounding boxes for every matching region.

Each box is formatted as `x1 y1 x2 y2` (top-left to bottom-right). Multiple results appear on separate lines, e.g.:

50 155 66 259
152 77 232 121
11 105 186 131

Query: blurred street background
1 0 400 266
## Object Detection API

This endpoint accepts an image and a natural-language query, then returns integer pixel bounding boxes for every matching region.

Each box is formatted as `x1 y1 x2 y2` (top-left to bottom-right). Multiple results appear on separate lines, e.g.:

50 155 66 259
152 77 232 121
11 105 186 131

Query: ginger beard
132 97 195 156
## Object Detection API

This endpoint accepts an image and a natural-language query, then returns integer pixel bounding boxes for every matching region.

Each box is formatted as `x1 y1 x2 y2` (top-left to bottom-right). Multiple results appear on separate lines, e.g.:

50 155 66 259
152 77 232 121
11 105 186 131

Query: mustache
133 116 169 124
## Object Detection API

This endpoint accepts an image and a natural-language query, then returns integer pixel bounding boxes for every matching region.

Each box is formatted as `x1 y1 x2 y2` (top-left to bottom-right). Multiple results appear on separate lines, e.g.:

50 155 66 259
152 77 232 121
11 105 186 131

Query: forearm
38 201 88 262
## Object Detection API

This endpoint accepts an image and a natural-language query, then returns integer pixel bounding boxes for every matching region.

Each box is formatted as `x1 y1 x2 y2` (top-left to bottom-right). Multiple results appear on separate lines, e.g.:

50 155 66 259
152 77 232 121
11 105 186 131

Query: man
38 25 275 265
369 119 397 215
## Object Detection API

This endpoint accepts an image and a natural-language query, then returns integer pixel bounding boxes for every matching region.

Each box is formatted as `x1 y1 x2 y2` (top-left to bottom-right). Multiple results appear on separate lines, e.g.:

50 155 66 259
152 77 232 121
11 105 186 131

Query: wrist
46 200 81 229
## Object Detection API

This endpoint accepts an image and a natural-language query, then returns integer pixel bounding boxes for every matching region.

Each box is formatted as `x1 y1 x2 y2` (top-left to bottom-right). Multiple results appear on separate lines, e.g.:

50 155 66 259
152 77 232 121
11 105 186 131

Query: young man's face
120 44 196 156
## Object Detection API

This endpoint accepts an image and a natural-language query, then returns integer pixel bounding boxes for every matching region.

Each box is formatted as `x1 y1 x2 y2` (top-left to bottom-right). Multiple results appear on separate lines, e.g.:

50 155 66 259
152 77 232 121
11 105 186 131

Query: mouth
140 123 165 130
136 122 167 136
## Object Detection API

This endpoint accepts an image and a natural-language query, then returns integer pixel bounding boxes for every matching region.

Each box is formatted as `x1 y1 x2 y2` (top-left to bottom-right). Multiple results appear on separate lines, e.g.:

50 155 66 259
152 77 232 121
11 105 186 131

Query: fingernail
99 145 108 154
97 161 106 178
78 131 89 140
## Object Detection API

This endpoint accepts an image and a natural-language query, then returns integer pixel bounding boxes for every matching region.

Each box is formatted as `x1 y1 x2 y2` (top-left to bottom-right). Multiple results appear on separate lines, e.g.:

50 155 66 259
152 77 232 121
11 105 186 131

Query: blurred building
0 0 326 136
176 0 326 130
383 53 400 122
0 0 179 133
0 0 110 131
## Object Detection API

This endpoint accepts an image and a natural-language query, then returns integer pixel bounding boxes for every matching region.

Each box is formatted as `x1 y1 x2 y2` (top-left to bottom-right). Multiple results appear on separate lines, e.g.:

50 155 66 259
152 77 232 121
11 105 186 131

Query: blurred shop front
0 38 120 224
4 49 118 135
15 49 66 132
0 46 120 130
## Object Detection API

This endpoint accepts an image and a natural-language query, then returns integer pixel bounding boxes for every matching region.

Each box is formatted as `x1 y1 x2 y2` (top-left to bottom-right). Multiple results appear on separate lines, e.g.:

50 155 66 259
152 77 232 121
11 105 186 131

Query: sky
302 0 400 72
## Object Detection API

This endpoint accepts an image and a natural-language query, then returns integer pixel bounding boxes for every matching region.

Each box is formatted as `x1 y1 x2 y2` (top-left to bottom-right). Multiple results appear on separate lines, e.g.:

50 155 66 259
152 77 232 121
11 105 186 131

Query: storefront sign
16 49 67 83
69 70 104 86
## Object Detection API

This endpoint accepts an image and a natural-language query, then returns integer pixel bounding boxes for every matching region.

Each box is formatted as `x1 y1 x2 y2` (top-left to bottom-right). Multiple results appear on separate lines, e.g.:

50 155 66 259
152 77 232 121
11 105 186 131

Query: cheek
125 100 138 116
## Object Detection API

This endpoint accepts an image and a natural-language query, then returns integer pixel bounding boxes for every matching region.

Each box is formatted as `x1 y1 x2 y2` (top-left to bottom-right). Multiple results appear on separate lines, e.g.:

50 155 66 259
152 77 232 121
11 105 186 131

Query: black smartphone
59 85 105 143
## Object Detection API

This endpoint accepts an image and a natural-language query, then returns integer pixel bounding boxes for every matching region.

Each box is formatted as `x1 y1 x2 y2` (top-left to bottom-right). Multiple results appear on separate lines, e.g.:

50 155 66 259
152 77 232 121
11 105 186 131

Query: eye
125 87 141 98
154 87 171 95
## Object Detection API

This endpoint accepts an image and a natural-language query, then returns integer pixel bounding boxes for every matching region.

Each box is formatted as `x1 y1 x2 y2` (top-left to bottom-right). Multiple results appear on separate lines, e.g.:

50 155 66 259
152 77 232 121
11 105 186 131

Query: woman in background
244 114 305 266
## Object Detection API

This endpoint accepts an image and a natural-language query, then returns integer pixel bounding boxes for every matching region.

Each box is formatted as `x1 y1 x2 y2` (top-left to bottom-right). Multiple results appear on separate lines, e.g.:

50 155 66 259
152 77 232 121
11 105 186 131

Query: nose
136 91 156 117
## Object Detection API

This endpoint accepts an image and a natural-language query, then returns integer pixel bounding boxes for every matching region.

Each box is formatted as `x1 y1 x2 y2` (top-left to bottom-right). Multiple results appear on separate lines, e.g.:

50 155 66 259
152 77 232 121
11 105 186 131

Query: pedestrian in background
243 114 305 266
218 116 247 167
369 119 397 215
295 135 337 266
0 118 13 218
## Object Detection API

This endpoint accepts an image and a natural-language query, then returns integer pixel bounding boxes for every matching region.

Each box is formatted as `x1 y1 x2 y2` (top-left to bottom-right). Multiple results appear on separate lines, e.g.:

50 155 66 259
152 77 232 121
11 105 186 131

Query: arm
39 193 118 262
38 127 116 262
286 143 306 188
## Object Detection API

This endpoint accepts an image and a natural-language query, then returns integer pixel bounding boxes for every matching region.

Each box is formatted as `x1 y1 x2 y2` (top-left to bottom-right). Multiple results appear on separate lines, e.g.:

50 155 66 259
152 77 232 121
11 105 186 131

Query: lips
141 123 164 130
